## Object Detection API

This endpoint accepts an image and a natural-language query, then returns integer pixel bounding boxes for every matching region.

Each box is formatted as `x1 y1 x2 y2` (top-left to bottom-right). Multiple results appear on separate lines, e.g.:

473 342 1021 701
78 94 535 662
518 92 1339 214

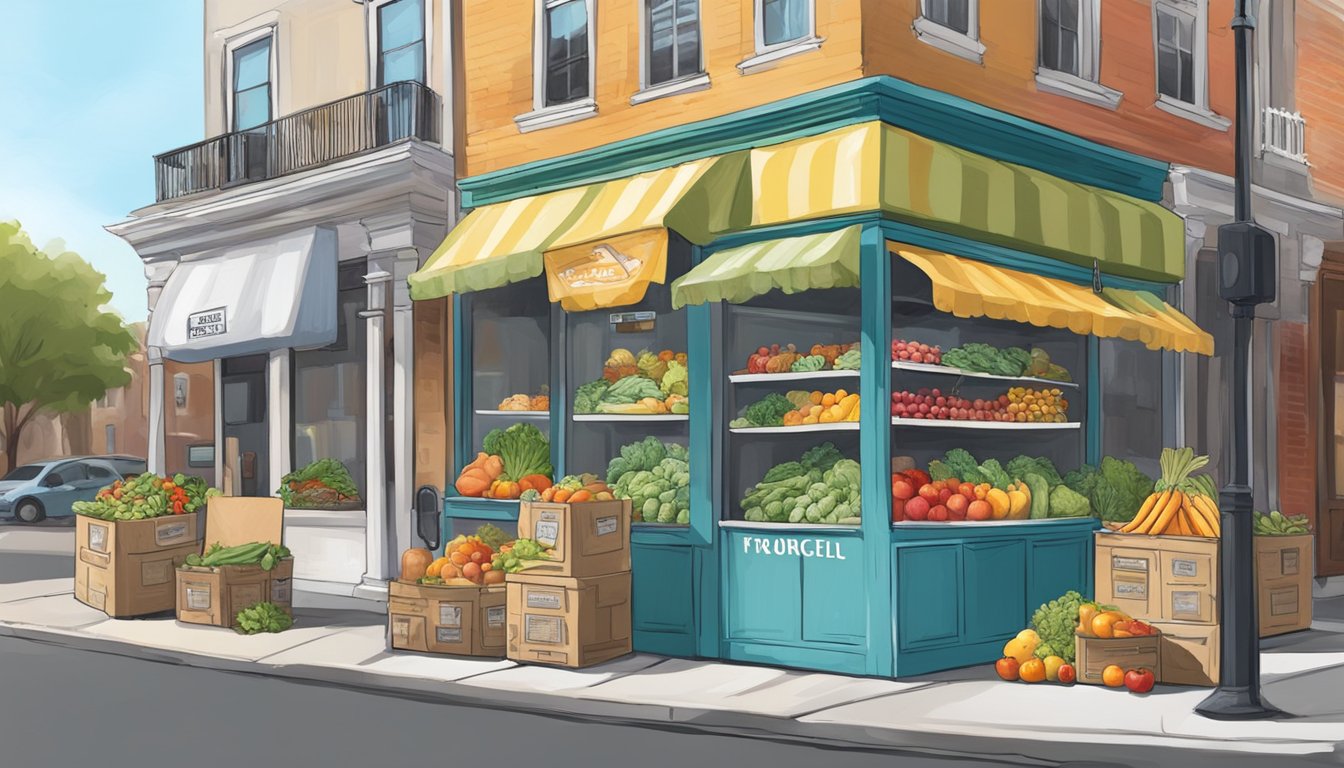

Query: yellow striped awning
671 225 862 309
894 244 1213 355
408 154 750 303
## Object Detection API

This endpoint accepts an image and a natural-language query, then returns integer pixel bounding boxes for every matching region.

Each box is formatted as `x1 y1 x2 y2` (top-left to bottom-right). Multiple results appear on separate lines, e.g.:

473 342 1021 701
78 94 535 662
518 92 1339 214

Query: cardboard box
387 580 506 657
1074 631 1162 685
1094 532 1218 625
175 497 293 629
516 500 631 578
1151 621 1219 687
505 570 632 668
1256 534 1313 636
74 513 202 617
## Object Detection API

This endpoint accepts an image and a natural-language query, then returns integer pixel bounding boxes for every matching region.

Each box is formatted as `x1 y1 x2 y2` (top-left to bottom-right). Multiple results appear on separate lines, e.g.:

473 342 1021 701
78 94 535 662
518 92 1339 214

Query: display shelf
891 518 1095 528
441 496 521 520
891 360 1079 388
728 370 860 384
473 409 550 417
729 422 860 434
572 414 689 422
890 417 1080 430
718 520 863 533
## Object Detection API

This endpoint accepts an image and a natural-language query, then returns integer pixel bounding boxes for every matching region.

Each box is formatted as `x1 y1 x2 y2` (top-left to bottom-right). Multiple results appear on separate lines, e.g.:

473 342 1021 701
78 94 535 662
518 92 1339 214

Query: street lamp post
1194 0 1285 721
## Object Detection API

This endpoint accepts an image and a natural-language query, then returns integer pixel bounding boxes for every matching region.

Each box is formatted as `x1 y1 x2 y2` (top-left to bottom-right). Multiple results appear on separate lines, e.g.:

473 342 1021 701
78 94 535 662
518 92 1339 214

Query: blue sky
0 0 203 322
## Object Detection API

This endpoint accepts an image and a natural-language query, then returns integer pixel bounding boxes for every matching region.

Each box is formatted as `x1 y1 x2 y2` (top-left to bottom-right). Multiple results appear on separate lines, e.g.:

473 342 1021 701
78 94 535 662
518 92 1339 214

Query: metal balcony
1261 106 1308 165
154 81 442 202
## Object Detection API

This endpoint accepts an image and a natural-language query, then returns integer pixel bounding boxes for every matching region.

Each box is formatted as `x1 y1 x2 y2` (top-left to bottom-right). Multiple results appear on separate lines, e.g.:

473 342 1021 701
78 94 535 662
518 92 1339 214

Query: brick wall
1276 321 1317 521
1297 0 1344 205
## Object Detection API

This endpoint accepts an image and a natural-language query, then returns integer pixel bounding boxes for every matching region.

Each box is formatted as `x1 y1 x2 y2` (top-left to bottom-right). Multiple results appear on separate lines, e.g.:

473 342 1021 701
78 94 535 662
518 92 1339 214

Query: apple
918 484 941 504
947 501 967 521
892 479 916 500
946 494 970 516
1057 663 1076 685
958 482 977 499
904 496 930 521
938 487 954 504
967 500 993 521
928 504 949 522
1124 668 1155 694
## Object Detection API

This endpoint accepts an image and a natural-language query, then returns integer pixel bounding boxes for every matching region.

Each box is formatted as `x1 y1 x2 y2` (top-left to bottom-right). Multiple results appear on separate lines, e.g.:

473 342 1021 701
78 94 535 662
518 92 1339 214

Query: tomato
995 657 1020 681
1057 663 1076 684
946 494 970 516
892 478 916 500
918 484 941 504
928 504 948 522
905 469 931 488
1124 668 1155 694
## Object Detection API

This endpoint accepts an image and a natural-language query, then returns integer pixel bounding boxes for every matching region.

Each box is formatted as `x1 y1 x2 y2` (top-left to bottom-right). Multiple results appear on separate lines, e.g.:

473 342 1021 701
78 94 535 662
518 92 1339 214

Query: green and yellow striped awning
670 225 862 309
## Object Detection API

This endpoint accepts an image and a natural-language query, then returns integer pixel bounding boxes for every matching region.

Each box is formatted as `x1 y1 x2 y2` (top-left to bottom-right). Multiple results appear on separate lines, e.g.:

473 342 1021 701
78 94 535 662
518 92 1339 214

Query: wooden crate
1151 621 1219 687
74 513 202 618
516 500 631 578
388 580 506 657
1094 532 1218 625
1074 632 1161 685
505 570 632 668
1256 534 1313 636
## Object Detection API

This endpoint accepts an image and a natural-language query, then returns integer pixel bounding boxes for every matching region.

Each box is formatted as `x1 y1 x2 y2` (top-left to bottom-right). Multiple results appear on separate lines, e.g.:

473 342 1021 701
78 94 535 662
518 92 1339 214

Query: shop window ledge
891 417 1080 431
891 360 1078 388
572 414 689 422
728 370 859 384
718 520 862 533
730 423 859 434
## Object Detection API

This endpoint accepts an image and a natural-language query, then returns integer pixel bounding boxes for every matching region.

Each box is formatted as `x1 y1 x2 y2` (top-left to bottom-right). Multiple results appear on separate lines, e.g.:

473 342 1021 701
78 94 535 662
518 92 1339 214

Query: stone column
391 250 419 558
356 269 392 599
143 259 176 476
267 348 292 497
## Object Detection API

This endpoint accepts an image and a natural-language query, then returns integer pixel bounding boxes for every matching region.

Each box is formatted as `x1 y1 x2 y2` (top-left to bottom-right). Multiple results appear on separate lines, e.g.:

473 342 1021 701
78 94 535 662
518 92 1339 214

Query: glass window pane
1059 26 1078 75
546 0 589 105
1060 0 1078 29
928 0 969 34
293 281 367 502
1178 12 1194 49
233 85 271 130
1101 339 1165 479
648 0 675 83
1158 10 1176 44
381 42 424 84
1180 48 1194 102
763 0 808 47
379 0 423 51
233 39 271 91
1157 48 1178 98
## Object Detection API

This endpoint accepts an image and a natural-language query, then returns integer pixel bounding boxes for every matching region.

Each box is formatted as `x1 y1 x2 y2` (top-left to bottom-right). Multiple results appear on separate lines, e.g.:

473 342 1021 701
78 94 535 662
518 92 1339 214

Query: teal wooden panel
724 641 868 676
801 542 866 646
895 544 961 650
632 543 693 634
723 531 802 642
1028 537 1093 614
963 540 1027 644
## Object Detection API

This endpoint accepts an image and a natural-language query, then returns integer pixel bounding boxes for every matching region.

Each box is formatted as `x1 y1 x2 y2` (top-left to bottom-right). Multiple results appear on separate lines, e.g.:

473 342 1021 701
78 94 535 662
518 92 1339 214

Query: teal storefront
409 76 1213 676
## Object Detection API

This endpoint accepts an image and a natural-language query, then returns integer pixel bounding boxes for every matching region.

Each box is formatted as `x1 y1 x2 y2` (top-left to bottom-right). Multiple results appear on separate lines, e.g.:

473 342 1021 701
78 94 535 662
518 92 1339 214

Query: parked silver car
0 457 136 523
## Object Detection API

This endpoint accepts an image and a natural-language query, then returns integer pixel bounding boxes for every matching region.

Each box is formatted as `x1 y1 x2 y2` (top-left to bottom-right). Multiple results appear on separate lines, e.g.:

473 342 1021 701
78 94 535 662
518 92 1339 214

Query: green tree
0 221 138 473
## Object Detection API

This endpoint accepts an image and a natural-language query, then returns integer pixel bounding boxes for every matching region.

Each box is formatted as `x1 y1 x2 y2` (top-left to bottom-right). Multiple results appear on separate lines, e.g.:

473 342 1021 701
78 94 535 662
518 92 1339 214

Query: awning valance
148 227 338 363
408 154 751 303
670 225 862 309
895 244 1213 355
750 121 1185 283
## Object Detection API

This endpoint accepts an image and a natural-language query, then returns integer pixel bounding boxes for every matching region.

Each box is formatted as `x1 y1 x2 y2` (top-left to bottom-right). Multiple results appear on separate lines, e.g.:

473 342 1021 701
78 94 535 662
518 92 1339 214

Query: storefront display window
292 264 367 501
468 278 552 462
1100 339 1165 479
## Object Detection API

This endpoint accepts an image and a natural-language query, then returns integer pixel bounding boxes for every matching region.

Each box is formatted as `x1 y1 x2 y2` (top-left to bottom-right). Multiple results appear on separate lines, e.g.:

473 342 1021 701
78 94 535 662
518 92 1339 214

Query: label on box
88 523 108 554
1171 590 1201 616
486 606 506 627
1282 549 1300 576
141 559 172 586
185 584 212 611
439 604 462 627
436 627 463 643
534 512 560 549
391 616 410 642
155 519 190 546
1270 587 1299 615
271 578 292 604
1113 578 1146 598
1171 558 1199 578
1113 556 1148 572
595 516 619 536
525 615 564 644
526 590 563 610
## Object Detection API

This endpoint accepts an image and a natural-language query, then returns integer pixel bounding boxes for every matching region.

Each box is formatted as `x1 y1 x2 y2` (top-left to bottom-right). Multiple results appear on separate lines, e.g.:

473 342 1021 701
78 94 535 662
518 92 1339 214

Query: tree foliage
0 221 138 471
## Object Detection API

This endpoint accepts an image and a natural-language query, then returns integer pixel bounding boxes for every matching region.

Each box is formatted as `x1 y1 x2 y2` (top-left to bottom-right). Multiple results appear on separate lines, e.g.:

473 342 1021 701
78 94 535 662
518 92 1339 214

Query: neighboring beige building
108 0 456 604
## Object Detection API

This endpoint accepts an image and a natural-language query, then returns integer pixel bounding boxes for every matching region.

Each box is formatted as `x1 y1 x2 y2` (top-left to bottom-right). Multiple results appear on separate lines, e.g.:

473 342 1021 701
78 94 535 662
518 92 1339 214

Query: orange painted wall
1297 0 1344 205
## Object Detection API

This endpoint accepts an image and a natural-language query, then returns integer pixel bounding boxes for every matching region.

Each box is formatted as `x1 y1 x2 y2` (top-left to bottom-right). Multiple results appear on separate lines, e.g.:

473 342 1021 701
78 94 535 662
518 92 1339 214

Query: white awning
148 227 338 363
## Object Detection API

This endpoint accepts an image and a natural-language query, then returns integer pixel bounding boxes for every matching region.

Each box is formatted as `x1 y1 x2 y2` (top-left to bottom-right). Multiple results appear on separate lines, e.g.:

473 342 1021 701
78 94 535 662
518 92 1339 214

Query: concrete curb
0 617 1336 767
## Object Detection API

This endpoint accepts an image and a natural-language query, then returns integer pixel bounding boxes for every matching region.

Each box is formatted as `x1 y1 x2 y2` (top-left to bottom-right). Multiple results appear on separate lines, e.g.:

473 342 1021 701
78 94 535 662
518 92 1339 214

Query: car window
56 463 88 481
86 463 115 480
2 465 43 482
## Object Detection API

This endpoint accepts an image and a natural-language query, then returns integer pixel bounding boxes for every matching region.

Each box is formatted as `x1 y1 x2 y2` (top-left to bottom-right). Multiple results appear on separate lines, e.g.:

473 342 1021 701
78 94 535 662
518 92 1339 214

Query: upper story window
759 0 812 49
645 0 701 87
1152 1 1226 129
1035 0 1120 110
924 0 970 35
231 35 274 131
376 0 426 86
915 0 983 63
1039 0 1083 78
544 0 591 106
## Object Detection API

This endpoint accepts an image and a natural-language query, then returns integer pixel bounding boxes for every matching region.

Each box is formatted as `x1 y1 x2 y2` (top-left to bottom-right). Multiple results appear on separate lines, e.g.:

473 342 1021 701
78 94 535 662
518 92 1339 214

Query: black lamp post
1194 0 1285 721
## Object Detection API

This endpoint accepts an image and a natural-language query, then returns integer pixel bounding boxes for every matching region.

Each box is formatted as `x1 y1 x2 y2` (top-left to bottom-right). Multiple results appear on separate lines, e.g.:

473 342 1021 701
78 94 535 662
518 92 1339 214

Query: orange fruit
1091 614 1116 639
1019 658 1046 683
449 551 469 566
1102 664 1125 687
462 562 482 582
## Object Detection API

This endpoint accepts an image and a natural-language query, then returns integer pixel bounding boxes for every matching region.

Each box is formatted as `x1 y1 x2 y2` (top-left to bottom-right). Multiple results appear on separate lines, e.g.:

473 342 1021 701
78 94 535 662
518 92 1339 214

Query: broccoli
800 442 844 472
1030 590 1085 664
573 379 609 414
740 393 796 427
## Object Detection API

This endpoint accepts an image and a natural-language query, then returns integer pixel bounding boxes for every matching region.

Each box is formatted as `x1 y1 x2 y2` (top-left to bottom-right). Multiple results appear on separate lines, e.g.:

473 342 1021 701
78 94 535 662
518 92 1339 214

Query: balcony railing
154 81 441 202
1261 106 1308 165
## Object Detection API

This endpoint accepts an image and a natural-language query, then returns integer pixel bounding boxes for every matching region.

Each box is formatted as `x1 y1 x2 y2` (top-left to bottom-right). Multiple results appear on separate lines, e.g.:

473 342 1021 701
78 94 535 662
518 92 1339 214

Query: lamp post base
1195 687 1289 721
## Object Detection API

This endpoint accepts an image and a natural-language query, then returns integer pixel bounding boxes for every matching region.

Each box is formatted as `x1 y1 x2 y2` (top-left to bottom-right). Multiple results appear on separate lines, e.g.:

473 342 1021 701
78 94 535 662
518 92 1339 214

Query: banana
1173 504 1192 536
1142 490 1184 535
1125 491 1165 533
1185 496 1216 537
1192 495 1222 537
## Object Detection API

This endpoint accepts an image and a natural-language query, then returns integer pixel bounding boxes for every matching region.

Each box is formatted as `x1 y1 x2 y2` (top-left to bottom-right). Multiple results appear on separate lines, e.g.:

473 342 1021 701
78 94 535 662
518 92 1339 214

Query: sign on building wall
186 307 227 339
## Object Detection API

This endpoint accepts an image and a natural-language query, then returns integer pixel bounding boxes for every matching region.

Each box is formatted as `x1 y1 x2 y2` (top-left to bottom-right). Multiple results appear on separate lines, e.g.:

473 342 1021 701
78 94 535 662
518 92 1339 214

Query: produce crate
74 513 202 618
1151 620 1218 687
1257 534 1313 636
1094 531 1218 625
175 497 293 629
505 570 632 668
1074 631 1161 685
388 580 506 657
516 500 631 578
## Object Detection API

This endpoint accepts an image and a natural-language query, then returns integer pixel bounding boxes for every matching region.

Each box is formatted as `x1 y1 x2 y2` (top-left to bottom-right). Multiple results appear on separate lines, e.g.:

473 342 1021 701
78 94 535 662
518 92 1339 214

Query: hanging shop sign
544 229 669 312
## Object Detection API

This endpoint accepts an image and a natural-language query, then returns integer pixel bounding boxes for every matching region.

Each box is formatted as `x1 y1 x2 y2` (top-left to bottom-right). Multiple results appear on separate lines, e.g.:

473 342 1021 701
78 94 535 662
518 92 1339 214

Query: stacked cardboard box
175 497 293 629
1094 530 1313 686
506 500 633 668
387 580 507 657
74 513 202 617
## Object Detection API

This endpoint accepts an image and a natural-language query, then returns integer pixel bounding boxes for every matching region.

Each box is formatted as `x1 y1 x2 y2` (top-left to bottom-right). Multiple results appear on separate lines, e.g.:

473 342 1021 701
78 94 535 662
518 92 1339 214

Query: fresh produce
1006 455 1063 486
893 474 1030 523
1061 457 1154 524
1002 628 1040 664
1004 386 1069 423
603 348 639 382
401 547 433 580
277 459 362 508
1120 448 1220 537
1057 664 1076 684
1111 619 1156 638
1024 347 1072 382
1029 590 1085 664
483 423 553 485
891 388 1014 423
777 390 860 426
891 339 942 365
1042 655 1066 682
994 630 1077 685
1102 665 1125 688
490 538 552 574
1124 667 1156 694
1018 658 1046 683
741 443 861 525
74 472 219 520
185 542 291 571
661 361 689 397
421 535 500 584
497 392 550 411
455 452 505 497
1048 484 1092 518
234 602 293 634
791 355 826 372
573 379 610 414
941 343 1028 376
743 342 858 374
1255 510 1310 536
995 657 1020 681
537 473 616 503
597 374 664 407
1024 473 1051 519
607 437 690 524
730 393 797 428
833 347 862 370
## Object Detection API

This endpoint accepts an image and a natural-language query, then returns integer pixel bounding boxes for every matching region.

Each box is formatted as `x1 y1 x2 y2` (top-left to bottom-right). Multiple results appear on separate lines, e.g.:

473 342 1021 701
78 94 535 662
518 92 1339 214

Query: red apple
1057 664 1076 684
938 487 953 504
1124 668 1155 694
918 485 940 504
928 504 949 522
946 494 970 517
995 657 1020 681
904 496 930 521
958 482 977 499
892 479 916 500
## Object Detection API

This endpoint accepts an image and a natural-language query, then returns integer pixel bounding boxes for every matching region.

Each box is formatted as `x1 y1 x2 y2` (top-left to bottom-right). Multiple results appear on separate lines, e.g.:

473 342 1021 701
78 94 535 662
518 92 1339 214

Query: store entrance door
1318 269 1344 576
221 355 269 497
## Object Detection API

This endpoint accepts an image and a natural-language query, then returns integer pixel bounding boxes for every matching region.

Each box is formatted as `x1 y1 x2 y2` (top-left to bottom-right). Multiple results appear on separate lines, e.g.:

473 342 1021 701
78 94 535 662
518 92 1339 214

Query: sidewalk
3 577 1344 765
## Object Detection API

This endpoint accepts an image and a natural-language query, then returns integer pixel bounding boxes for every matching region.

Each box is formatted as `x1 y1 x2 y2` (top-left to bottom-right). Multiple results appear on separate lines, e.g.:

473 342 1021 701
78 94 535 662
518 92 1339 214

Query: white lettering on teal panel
741 535 845 560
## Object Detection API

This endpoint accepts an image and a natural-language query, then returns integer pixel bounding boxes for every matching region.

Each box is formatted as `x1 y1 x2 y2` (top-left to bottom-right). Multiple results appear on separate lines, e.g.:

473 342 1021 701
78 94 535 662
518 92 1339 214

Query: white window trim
631 72 712 105
515 98 598 132
739 0 823 74
366 0 434 89
1035 69 1123 110
1152 0 1228 130
1155 94 1230 130
1035 0 1121 109
914 0 984 64
223 25 279 133
518 0 598 132
637 0 705 93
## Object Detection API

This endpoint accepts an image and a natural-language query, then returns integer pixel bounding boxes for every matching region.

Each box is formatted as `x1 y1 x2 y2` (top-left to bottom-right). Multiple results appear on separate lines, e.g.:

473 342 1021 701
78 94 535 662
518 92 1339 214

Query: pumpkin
489 479 521 499
400 547 433 581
